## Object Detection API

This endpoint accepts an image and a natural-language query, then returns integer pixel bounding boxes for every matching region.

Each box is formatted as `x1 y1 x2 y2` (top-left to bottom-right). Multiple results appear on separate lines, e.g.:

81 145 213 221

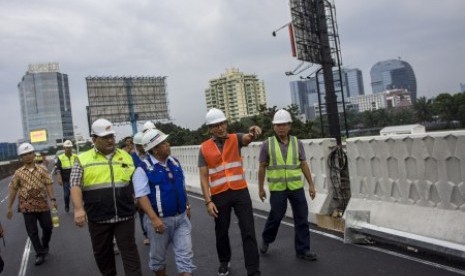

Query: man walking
55 140 78 213
133 129 196 276
6 143 57 266
70 118 142 276
199 108 262 276
258 109 317 261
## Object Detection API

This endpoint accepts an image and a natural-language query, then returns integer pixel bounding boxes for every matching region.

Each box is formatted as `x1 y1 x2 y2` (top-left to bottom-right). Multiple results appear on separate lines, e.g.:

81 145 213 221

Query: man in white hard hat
142 121 156 133
258 109 317 261
131 131 150 245
55 140 78 212
70 118 142 276
132 129 195 276
7 143 57 266
199 108 262 276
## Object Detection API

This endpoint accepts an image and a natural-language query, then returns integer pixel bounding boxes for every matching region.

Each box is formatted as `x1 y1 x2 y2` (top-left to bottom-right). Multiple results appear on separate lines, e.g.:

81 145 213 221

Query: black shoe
217 261 230 276
65 206 69 213
260 241 269 254
248 272 261 276
35 256 45 266
297 251 317 261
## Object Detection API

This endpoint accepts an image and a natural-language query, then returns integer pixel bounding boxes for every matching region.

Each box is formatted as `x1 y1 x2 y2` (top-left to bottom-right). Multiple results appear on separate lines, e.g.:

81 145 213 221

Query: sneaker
217 261 230 276
296 251 317 261
143 237 150 245
35 256 45 266
259 241 268 254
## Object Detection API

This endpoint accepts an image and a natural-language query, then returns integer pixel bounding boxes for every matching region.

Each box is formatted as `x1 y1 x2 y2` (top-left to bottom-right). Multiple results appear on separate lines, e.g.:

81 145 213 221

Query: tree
413 96 433 123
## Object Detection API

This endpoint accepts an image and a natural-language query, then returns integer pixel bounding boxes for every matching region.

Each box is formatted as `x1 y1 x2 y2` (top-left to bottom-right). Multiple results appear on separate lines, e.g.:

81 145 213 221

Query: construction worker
133 129 196 276
6 143 57 266
142 121 156 133
55 140 78 213
70 118 142 276
131 131 150 245
258 109 317 261
199 108 262 276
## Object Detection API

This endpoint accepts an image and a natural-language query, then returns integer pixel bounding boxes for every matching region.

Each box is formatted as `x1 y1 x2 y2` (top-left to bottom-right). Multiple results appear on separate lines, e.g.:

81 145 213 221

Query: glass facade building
17 63 74 151
290 68 361 120
370 59 417 102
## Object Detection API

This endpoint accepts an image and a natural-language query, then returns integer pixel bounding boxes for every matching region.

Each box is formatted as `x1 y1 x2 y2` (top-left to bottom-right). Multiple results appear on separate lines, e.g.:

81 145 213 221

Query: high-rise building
0 142 17 161
205 68 267 122
345 68 365 97
18 63 74 151
290 68 362 120
290 79 319 119
370 59 417 101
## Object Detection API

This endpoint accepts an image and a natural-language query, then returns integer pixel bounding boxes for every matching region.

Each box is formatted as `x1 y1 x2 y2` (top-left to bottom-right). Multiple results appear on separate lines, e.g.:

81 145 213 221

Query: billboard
30 129 47 143
86 76 170 126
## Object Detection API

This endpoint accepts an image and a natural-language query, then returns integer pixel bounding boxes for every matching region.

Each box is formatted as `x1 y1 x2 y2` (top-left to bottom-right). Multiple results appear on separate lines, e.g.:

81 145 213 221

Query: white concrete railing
171 138 338 224
344 131 465 255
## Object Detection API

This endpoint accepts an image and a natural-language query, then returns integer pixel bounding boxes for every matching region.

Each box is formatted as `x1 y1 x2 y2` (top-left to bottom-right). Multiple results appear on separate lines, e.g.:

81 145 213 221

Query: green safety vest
267 136 303 191
79 149 134 191
58 153 78 170
78 148 136 221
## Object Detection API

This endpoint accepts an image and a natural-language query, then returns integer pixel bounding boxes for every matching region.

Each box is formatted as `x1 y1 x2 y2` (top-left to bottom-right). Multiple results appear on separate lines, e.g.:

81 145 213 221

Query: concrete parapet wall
171 138 338 224
0 160 22 181
345 131 465 245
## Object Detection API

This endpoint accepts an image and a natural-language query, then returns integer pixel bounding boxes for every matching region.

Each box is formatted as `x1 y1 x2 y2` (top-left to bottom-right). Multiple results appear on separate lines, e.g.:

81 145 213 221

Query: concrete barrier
171 138 339 224
344 131 465 258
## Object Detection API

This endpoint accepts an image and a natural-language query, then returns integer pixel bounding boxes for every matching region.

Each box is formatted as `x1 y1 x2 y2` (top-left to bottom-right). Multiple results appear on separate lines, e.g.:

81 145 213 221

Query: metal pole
316 0 341 145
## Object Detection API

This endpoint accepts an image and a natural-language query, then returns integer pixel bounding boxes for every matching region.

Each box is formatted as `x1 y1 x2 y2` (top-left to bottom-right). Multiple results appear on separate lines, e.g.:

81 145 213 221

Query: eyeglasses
209 121 226 129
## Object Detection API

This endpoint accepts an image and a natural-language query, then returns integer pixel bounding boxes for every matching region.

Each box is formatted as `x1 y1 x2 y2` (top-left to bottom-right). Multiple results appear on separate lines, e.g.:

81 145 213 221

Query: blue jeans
62 181 70 208
262 188 311 254
144 212 196 273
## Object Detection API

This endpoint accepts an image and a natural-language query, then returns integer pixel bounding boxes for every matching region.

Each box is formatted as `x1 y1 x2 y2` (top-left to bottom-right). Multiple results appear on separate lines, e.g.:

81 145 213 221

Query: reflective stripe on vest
79 149 135 191
58 153 78 170
267 136 303 191
201 134 247 195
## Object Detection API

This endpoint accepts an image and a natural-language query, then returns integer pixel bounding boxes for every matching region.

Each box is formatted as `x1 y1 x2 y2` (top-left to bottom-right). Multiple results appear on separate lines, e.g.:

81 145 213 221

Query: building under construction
86 76 169 133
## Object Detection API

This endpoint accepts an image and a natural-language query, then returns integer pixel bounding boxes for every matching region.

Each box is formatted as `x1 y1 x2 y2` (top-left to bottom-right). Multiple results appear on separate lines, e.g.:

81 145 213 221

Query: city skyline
1 0 464 142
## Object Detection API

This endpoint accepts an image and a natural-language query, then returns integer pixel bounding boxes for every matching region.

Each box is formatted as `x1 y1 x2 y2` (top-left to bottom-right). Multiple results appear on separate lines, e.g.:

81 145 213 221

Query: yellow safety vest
58 153 78 170
267 136 303 191
79 149 134 191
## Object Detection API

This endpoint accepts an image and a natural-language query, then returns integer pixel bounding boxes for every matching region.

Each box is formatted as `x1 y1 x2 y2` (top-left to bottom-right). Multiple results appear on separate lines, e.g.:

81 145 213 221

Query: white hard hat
205 108 227 126
142 129 169 152
63 140 73 147
18 142 35 156
142 121 156 133
91 118 115 137
272 109 292 124
133 132 144 145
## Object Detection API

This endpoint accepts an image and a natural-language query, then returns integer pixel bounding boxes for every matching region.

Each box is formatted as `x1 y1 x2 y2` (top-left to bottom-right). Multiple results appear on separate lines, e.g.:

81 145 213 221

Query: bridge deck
0 175 463 276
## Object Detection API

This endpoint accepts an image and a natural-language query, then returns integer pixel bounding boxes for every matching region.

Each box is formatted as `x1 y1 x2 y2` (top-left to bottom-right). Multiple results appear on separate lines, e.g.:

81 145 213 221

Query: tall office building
345 68 365 97
18 63 74 151
290 79 319 119
205 68 267 122
370 59 417 102
290 68 362 120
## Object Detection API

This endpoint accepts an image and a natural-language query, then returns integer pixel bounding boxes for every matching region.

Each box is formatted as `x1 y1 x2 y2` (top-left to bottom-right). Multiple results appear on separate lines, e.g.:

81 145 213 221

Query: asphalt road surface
0 174 464 276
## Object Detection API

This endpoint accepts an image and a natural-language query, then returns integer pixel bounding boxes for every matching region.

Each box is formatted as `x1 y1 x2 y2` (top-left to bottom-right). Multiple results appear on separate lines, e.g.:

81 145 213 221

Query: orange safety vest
201 134 247 195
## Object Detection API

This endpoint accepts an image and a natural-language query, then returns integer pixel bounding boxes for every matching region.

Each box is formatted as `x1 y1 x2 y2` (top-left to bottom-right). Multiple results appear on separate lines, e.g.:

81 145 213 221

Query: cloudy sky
1 0 464 142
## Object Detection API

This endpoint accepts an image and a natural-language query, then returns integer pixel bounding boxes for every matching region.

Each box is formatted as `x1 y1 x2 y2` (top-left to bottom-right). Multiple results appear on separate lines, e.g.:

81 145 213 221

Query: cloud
1 0 464 142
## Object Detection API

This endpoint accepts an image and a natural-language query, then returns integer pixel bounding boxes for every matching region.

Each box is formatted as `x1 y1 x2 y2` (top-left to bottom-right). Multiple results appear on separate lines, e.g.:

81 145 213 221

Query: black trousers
212 188 260 275
23 211 53 257
262 188 311 254
88 218 142 276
